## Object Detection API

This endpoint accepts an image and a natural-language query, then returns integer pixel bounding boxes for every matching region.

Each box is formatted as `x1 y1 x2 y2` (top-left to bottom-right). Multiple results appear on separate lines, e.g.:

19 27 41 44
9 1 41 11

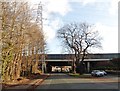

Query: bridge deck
44 59 110 62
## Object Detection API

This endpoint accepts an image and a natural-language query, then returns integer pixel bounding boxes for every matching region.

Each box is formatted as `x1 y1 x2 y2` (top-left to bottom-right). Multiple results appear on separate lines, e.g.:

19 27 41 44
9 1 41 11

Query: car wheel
95 74 98 77
100 74 104 77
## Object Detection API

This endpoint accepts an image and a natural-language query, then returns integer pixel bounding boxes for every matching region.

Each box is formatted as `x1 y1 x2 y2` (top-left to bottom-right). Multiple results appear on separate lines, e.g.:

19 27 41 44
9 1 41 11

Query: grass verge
68 73 93 78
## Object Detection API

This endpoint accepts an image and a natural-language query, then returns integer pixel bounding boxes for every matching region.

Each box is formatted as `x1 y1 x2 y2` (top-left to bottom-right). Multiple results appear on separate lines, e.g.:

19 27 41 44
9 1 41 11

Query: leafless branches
0 1 45 82
57 22 102 74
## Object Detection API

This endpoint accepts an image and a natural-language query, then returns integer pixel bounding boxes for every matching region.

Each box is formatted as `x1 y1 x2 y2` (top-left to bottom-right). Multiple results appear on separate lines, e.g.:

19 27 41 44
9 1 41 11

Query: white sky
26 0 119 54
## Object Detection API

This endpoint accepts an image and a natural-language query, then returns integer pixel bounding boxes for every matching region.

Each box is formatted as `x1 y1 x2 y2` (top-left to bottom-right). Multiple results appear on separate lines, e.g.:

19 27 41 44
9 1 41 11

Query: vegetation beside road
2 73 49 89
68 73 93 78
1 2 46 83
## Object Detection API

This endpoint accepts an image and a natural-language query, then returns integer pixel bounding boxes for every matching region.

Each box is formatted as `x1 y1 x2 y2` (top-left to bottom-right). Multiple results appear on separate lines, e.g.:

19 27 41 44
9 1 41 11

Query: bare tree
1 2 30 81
57 22 102 74
1 1 46 82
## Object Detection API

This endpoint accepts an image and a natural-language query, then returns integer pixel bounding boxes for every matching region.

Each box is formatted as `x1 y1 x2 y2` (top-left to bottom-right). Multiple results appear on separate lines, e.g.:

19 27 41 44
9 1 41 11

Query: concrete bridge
40 53 119 73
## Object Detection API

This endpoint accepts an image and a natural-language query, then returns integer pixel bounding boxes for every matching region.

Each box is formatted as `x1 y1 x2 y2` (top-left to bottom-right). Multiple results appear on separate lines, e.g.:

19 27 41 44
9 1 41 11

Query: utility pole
36 2 45 74
36 2 43 31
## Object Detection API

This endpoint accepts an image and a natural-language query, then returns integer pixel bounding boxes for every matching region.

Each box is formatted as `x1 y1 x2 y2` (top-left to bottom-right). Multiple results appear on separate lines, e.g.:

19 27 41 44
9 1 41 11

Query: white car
101 70 107 75
91 70 107 77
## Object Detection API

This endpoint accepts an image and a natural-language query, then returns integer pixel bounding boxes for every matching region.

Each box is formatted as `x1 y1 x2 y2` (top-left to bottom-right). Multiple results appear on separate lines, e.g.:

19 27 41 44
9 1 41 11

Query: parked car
101 70 107 75
91 70 107 77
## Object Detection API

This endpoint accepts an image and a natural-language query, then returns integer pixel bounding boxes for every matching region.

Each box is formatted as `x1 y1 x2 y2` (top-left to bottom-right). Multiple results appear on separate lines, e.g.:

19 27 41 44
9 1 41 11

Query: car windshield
92 70 100 72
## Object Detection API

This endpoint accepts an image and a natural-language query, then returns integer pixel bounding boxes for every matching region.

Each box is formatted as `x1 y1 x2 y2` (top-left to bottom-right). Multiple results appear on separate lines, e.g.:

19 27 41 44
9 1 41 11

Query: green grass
68 73 92 78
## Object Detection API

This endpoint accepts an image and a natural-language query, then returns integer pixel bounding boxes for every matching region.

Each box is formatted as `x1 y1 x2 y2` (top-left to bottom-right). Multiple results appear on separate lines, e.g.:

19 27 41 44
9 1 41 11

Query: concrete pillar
42 61 44 73
61 67 62 72
87 62 90 73
44 62 47 73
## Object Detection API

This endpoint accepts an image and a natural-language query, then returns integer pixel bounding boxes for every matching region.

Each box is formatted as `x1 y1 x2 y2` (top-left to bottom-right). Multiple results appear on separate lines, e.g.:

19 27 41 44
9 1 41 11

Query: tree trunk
79 52 86 74
72 58 76 74
79 61 86 75
16 52 22 79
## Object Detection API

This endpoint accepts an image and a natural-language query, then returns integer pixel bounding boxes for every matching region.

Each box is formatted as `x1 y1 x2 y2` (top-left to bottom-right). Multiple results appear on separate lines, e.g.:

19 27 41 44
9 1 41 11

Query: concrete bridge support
87 62 90 73
41 62 47 73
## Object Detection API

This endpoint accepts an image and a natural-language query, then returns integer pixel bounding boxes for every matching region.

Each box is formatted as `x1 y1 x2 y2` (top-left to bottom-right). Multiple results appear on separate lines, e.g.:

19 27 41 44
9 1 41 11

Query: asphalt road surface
36 73 119 90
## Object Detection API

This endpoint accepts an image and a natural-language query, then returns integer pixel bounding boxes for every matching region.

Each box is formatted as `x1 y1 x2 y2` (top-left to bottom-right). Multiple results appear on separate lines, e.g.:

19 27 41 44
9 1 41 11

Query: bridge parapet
45 53 120 60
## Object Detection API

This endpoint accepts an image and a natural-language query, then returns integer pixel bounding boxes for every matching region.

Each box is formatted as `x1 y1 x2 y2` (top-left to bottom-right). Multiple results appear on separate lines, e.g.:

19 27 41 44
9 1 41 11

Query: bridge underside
47 61 72 66
43 59 111 73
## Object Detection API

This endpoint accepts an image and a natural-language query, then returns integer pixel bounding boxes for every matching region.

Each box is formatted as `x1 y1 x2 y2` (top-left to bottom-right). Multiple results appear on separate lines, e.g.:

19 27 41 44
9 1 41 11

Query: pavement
36 73 119 90
1 74 50 91
1 73 119 90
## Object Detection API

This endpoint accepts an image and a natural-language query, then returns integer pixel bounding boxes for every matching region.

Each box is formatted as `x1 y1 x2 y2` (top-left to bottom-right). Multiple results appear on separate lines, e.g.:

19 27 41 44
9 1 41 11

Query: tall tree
0 1 46 82
57 22 102 74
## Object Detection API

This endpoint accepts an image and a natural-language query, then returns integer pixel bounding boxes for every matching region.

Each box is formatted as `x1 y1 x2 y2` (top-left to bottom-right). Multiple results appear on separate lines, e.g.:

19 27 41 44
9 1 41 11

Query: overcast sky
28 0 118 54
